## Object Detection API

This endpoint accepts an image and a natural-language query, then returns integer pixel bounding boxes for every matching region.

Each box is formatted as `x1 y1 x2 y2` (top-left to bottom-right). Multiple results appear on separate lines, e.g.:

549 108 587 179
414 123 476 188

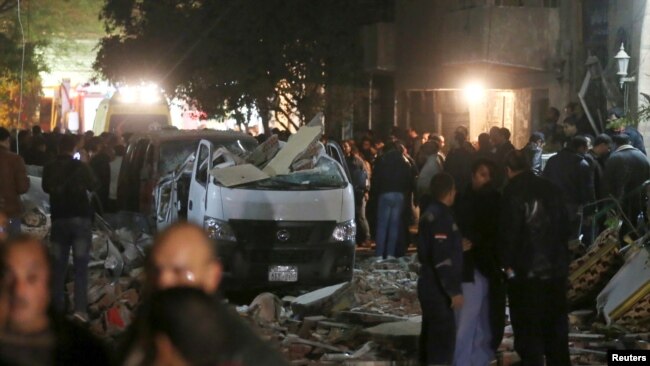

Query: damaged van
154 120 355 289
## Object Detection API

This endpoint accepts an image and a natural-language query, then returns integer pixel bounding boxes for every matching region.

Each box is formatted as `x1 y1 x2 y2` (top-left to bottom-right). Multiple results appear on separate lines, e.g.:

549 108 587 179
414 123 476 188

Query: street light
615 43 634 88
614 43 635 114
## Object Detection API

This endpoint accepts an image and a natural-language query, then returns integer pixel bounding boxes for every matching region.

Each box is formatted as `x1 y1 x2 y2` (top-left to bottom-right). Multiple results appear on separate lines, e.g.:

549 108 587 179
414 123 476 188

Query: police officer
417 173 464 366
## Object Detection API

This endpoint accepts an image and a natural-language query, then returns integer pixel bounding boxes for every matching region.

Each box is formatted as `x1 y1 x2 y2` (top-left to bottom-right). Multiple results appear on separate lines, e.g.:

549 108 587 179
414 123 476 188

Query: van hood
219 187 349 222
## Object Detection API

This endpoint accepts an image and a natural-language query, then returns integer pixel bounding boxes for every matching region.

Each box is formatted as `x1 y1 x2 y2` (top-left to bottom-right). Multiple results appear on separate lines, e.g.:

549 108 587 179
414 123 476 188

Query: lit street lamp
614 43 635 114
615 43 634 88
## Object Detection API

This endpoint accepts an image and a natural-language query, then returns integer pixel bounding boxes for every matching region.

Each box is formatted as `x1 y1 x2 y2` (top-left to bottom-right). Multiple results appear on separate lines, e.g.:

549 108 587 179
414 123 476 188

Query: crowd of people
0 102 649 365
415 107 649 366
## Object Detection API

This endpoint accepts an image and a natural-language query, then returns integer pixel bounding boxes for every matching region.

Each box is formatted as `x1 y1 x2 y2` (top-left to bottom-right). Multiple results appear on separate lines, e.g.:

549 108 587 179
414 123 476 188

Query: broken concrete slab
363 321 420 338
211 164 270 187
247 134 280 167
263 125 322 176
291 282 356 318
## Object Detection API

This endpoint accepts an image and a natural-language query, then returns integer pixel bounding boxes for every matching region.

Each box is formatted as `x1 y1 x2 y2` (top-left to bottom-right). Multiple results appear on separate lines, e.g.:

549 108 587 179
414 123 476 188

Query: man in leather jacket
499 151 571 366
522 132 544 175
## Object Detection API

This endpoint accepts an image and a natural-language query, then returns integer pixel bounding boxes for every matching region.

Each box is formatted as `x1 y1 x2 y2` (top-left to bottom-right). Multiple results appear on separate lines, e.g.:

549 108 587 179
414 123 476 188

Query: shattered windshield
159 138 256 175
239 156 347 190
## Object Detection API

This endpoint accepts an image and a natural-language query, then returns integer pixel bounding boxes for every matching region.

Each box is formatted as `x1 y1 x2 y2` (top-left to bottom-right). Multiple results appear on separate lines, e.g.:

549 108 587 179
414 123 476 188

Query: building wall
632 1 650 142
391 0 650 146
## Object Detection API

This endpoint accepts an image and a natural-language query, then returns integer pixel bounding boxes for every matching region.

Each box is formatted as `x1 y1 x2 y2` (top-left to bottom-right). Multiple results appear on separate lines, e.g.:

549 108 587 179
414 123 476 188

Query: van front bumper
215 239 355 290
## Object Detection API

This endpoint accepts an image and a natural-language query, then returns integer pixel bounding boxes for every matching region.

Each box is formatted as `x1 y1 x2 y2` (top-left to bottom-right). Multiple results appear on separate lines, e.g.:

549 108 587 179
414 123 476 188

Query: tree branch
0 0 16 14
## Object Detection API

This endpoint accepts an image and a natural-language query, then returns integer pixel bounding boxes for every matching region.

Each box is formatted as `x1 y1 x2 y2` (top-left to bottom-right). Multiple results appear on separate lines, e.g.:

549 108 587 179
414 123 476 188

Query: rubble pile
20 211 152 342
85 268 144 339
83 216 152 340
236 256 423 365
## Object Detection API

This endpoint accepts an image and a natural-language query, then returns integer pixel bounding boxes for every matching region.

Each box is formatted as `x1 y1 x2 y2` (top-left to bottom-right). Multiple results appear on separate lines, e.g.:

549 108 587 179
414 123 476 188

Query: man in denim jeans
42 134 97 322
370 140 416 260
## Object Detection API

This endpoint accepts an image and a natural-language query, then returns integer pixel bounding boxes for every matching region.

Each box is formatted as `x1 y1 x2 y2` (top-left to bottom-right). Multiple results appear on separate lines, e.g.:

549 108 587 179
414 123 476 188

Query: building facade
364 0 650 148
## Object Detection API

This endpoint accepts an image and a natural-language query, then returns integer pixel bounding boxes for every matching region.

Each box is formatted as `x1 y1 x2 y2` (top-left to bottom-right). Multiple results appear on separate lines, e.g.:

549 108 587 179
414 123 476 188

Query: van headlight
204 217 236 242
331 220 356 242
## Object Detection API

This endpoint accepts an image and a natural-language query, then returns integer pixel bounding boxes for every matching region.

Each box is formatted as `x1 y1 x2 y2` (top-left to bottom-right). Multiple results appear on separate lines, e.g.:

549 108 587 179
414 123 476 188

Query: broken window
195 144 210 187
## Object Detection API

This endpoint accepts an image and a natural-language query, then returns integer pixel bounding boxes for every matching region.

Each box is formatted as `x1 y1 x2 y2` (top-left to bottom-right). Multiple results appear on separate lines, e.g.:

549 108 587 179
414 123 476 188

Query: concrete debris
239 255 425 364
246 134 280 167
248 292 284 324
262 124 322 176
597 245 650 329
291 282 356 318
22 204 47 227
567 227 622 307
212 164 270 187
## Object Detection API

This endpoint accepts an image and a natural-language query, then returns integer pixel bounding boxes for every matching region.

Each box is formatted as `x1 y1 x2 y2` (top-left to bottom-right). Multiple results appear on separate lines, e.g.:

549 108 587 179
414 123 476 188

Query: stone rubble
17 203 650 364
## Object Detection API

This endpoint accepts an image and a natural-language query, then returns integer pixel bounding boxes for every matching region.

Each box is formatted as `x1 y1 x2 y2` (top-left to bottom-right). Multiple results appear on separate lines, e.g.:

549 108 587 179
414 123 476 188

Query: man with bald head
0 235 108 365
120 222 289 366
148 222 222 293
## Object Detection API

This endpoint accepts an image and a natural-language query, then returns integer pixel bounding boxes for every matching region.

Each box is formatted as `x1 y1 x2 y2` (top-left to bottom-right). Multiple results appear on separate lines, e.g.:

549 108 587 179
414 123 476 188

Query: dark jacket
522 142 543 175
346 154 369 203
444 142 476 192
499 171 571 279
417 200 463 299
603 145 650 222
607 127 646 155
625 126 646 155
494 141 515 188
494 141 515 164
90 152 112 212
0 315 109 366
585 151 606 199
542 149 595 209
371 149 415 196
118 295 290 366
0 146 30 217
453 185 501 282
42 155 97 220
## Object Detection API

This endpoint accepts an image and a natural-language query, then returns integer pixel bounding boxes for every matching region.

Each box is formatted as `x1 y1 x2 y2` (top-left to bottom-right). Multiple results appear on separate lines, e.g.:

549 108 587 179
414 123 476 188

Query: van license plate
268 265 298 282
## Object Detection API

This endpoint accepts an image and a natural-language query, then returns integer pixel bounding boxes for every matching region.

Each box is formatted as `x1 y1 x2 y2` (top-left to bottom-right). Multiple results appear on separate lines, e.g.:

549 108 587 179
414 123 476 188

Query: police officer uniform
417 200 463 366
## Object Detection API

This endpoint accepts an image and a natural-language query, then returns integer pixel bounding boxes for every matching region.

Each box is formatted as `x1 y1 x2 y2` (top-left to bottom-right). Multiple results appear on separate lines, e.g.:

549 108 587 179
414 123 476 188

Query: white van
154 133 356 289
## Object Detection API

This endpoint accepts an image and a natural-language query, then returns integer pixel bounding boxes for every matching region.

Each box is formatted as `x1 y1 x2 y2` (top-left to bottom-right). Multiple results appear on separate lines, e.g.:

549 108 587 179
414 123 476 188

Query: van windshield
109 114 168 135
238 156 347 190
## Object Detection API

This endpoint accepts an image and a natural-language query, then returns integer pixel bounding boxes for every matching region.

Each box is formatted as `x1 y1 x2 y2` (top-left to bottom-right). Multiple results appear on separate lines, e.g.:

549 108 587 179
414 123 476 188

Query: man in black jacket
371 141 416 260
603 134 650 236
543 136 594 238
586 134 612 199
417 173 463 366
42 135 97 321
453 159 504 365
444 126 475 193
500 151 571 366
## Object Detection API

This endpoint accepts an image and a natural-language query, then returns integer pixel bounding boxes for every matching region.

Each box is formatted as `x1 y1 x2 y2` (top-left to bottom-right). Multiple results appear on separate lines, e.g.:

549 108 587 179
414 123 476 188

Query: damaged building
362 0 650 147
